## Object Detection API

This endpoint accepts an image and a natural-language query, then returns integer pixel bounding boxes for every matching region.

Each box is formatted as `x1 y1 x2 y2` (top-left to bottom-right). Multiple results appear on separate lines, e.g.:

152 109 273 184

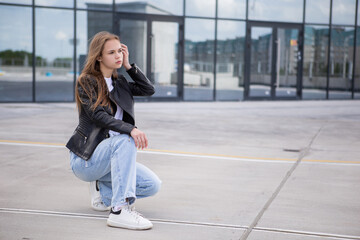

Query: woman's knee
149 177 162 196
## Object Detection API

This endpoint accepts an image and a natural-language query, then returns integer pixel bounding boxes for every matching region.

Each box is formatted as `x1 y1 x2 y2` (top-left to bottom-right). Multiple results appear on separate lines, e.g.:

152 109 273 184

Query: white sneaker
89 181 110 212
107 206 153 230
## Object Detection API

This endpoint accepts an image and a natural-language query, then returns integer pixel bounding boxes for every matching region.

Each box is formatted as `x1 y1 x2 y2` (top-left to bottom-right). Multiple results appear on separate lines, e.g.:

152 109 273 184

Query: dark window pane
35 8 74 101
77 0 112 10
186 0 215 17
332 0 356 25
218 0 246 19
115 0 183 15
249 27 273 97
329 27 354 99
117 19 147 75
184 19 215 100
77 10 113 78
216 20 245 101
248 0 303 22
355 27 360 99
358 2 360 26
302 25 329 99
305 0 330 24
0 6 32 102
35 0 73 8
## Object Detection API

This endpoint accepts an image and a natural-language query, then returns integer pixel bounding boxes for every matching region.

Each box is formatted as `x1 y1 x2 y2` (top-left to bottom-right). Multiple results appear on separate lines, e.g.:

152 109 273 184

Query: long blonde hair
75 31 120 112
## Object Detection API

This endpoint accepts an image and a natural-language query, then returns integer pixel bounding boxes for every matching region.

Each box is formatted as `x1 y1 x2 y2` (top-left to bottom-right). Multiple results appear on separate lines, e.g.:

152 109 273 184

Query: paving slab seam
252 227 360 240
239 126 324 240
0 207 246 230
1 140 360 166
1 208 359 239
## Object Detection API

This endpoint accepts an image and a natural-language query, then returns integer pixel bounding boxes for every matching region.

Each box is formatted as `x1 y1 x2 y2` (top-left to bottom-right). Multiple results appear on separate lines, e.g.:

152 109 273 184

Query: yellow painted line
0 139 65 147
0 139 359 165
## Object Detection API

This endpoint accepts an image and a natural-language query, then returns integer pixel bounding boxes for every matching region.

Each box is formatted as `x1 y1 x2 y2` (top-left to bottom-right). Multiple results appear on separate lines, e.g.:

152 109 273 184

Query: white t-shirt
104 77 123 137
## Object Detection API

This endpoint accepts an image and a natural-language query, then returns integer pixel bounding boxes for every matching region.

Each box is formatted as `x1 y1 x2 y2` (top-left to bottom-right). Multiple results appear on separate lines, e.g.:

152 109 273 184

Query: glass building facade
0 0 359 102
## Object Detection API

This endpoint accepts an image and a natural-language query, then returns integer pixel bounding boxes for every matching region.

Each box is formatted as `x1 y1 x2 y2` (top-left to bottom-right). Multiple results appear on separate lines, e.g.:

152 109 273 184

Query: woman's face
98 39 123 72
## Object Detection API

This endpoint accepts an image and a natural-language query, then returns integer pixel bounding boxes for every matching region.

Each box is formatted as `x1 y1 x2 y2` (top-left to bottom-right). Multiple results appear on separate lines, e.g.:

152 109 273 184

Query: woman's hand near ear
121 43 132 70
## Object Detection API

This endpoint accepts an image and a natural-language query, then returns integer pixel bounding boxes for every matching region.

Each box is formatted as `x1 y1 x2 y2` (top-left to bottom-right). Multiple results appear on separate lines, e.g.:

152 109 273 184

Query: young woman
66 31 161 230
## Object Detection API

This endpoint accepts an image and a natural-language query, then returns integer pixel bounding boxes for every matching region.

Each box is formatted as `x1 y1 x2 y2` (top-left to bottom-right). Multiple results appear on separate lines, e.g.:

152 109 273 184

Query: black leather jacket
66 64 155 160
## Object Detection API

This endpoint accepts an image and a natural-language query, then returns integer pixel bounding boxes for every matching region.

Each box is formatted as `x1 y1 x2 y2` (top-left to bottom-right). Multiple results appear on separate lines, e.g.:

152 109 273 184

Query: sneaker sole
91 205 111 212
107 219 153 230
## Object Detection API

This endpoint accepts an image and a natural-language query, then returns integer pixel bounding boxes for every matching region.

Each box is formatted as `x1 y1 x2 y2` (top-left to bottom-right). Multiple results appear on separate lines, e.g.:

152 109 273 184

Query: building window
354 27 360 99
115 0 183 16
77 0 113 10
0 5 32 102
0 0 31 4
332 0 356 25
248 0 303 23
218 0 246 20
35 8 74 101
35 0 73 8
329 27 354 99
305 0 330 24
302 25 329 99
216 20 245 101
185 0 215 17
184 18 215 100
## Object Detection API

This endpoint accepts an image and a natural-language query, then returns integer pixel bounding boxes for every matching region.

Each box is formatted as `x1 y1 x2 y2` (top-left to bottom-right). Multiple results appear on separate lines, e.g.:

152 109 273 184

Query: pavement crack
239 126 323 240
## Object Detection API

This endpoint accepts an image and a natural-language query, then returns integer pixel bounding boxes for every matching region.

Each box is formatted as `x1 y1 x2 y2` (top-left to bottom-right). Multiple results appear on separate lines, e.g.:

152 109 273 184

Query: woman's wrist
124 63 132 71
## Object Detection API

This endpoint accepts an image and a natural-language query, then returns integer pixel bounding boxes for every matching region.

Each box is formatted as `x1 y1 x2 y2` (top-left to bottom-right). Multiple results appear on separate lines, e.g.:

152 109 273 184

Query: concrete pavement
0 100 359 240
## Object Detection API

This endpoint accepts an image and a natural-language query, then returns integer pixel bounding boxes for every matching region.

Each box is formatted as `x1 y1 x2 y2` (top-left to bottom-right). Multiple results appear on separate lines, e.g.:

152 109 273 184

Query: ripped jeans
70 134 161 207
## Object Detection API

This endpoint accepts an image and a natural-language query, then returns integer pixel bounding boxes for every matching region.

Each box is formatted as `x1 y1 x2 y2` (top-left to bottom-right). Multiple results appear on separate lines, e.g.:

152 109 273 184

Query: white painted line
0 207 244 230
138 150 295 164
1 207 359 240
1 140 360 166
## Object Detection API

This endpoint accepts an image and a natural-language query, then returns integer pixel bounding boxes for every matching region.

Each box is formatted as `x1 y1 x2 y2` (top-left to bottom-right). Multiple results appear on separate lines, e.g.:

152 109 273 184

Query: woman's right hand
130 128 148 149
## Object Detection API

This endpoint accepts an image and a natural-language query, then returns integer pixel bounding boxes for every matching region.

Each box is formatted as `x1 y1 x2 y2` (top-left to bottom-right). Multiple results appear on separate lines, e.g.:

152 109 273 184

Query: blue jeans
70 134 161 207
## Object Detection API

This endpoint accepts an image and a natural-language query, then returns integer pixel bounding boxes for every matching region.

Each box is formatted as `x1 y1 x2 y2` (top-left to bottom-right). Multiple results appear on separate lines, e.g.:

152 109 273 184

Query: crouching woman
66 31 161 230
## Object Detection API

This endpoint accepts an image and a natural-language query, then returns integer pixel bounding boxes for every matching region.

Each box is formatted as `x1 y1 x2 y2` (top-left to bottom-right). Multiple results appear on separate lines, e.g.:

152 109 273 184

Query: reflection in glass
186 0 215 17
358 3 360 26
184 19 215 100
249 27 273 97
117 19 147 75
0 6 32 101
248 0 303 22
77 0 112 10
329 27 354 99
77 10 113 77
302 25 329 99
332 0 356 25
305 0 330 24
151 22 179 98
276 28 299 97
218 0 246 19
355 28 360 99
76 11 88 75
35 8 74 101
35 0 73 8
115 0 183 15
0 0 31 4
216 20 245 101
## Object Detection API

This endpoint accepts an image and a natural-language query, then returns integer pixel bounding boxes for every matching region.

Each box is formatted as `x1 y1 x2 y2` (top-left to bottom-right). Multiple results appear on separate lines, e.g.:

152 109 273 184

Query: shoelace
124 206 144 223
93 196 105 207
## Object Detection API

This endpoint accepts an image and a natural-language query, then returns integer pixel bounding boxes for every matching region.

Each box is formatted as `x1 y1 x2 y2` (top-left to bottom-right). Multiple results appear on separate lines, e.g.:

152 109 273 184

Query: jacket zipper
77 130 88 144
